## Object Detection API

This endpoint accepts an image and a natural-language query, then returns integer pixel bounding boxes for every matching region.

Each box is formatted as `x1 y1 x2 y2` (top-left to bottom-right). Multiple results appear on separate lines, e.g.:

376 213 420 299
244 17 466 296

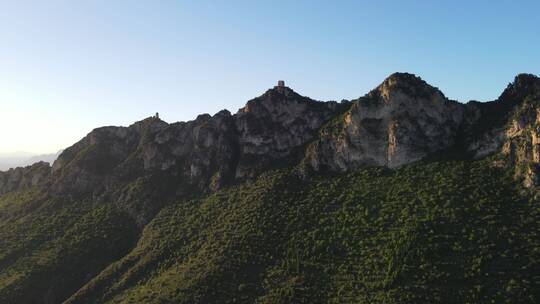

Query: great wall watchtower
275 80 286 93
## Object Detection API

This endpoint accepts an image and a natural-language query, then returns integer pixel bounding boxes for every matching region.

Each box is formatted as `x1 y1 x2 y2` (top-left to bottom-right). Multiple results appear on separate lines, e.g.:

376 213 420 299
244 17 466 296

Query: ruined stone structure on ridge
275 80 286 93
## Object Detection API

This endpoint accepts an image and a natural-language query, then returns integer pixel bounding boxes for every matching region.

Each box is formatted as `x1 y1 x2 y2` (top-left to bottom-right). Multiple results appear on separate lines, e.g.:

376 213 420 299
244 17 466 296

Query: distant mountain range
0 73 539 303
0 151 62 171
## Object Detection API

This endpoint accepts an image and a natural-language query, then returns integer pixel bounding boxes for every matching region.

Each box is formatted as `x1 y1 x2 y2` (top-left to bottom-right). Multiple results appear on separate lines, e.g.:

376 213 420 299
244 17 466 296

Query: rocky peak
128 116 169 133
239 86 308 115
233 85 343 178
379 72 428 88
499 73 540 102
463 74 540 159
368 72 445 103
305 73 464 170
502 108 540 192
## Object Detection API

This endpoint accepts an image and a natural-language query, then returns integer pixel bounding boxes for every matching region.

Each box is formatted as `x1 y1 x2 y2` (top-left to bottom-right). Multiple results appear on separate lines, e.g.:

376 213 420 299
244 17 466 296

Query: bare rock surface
4 73 540 199
305 73 464 170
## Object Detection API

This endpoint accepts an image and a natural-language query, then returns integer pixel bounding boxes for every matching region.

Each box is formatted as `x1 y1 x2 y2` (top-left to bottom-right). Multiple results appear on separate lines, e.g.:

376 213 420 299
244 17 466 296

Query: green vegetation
0 194 139 304
0 158 532 303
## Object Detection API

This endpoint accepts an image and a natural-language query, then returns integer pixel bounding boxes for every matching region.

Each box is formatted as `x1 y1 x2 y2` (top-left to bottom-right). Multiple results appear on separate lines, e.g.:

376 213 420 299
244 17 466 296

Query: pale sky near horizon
1 0 539 154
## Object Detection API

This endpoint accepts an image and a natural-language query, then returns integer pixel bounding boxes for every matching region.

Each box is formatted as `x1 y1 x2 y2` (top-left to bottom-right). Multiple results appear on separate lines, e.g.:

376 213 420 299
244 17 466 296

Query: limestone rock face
462 74 540 159
501 100 540 189
3 72 540 201
0 162 51 195
305 73 464 170
139 110 239 190
46 86 344 199
234 86 342 178
51 120 151 194
51 112 239 195
458 74 540 190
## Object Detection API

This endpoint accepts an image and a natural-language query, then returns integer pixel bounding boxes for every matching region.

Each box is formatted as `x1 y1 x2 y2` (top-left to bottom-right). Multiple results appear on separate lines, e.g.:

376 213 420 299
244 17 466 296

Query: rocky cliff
457 74 540 190
44 85 344 198
3 73 540 199
304 73 465 170
234 85 343 178
499 75 540 190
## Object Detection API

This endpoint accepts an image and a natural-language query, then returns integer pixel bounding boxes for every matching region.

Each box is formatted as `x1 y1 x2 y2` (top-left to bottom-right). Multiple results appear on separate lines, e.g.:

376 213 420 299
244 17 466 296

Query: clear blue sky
1 0 539 154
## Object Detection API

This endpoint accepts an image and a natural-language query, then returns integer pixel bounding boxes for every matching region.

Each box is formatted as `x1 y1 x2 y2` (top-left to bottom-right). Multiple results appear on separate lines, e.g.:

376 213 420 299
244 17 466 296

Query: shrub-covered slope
0 193 139 304
54 159 540 303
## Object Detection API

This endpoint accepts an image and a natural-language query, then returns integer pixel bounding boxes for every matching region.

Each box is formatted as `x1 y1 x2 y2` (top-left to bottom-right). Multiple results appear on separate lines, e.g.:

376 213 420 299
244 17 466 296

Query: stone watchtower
275 80 286 93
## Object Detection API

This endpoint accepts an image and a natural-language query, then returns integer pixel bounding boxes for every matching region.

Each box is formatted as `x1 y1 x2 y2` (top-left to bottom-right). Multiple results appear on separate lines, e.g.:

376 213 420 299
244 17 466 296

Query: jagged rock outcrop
455 74 540 190
51 113 239 195
4 73 540 200
49 85 344 198
140 110 239 190
47 113 240 224
301 72 540 191
50 118 159 194
462 74 540 159
503 109 540 188
304 73 464 170
234 85 343 178
0 161 51 195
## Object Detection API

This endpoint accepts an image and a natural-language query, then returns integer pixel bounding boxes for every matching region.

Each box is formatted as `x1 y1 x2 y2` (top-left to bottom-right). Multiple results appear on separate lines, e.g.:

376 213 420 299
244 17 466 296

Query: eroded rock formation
3 73 540 200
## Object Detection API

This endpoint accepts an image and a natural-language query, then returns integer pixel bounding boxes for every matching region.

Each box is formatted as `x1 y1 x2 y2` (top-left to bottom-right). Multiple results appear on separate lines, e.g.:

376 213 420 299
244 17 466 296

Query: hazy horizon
2 1 539 154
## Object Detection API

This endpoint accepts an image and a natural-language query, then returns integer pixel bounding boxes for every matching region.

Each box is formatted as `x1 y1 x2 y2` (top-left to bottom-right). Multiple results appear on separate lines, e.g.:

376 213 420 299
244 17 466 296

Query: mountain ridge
1 72 540 303
2 73 540 198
